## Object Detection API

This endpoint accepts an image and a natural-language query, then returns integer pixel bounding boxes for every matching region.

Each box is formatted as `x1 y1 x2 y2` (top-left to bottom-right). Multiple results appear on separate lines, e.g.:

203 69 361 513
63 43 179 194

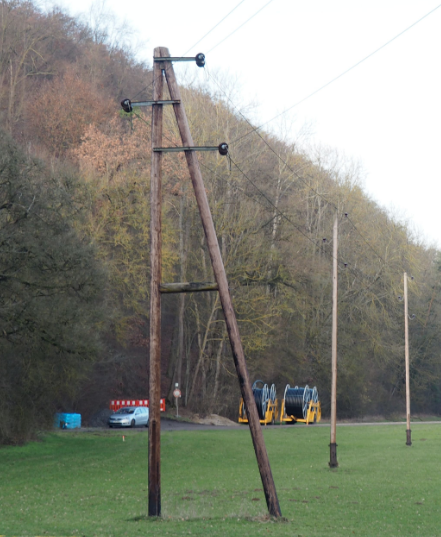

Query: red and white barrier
110 399 166 412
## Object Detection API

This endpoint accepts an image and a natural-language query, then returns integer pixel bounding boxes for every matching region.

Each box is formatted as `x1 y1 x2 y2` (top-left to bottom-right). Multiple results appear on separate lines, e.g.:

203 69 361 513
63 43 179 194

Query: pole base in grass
329 443 338 467
406 429 412 446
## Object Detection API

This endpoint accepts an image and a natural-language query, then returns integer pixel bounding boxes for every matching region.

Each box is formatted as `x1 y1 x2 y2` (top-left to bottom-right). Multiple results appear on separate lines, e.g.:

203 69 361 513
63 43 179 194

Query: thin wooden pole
161 52 282 518
404 272 412 446
329 213 338 468
148 46 166 517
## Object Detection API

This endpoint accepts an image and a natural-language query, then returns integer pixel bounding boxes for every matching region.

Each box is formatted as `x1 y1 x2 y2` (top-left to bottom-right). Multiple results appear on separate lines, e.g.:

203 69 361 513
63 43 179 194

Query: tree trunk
213 326 226 400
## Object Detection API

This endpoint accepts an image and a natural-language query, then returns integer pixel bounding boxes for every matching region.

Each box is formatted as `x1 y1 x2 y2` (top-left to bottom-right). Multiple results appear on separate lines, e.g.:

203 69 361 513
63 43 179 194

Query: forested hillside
1 0 440 444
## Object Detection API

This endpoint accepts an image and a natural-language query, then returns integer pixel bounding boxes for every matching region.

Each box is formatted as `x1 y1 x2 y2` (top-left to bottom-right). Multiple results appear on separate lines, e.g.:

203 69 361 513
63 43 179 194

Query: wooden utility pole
404 272 412 446
148 46 166 517
329 214 338 468
148 48 281 518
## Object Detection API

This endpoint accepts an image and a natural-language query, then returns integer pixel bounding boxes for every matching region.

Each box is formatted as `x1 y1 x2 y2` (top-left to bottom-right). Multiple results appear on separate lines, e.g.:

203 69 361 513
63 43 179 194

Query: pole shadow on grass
127 515 157 522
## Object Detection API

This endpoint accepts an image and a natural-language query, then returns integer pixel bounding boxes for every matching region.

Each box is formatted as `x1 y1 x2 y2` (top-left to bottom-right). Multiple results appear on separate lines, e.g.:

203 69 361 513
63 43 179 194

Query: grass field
1 423 441 536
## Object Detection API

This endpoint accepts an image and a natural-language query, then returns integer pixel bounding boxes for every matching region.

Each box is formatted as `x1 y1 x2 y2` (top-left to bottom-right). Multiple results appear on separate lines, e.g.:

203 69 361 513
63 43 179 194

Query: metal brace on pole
121 99 179 113
154 143 228 155
154 53 205 67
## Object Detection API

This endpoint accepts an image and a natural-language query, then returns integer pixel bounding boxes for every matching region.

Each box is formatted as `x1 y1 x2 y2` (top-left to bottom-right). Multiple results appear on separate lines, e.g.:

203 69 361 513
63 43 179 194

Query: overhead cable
207 0 275 53
182 0 247 56
233 3 441 144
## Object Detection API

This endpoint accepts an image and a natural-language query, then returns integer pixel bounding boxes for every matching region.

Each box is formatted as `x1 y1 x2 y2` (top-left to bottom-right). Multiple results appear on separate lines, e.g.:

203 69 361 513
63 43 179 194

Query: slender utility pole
329 213 338 468
161 51 282 518
148 46 166 517
404 272 412 446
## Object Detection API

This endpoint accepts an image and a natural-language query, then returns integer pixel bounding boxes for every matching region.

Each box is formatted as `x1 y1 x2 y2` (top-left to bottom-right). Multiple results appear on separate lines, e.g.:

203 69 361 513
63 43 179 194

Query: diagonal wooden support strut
150 46 281 518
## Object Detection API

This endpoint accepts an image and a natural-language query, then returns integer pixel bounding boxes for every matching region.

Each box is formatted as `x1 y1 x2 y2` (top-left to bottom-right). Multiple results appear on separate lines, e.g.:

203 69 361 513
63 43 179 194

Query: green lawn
1 423 441 536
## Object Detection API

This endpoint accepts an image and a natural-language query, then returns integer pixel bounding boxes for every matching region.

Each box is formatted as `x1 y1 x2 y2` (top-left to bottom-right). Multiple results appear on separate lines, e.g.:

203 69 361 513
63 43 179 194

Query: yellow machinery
280 385 321 425
238 381 278 425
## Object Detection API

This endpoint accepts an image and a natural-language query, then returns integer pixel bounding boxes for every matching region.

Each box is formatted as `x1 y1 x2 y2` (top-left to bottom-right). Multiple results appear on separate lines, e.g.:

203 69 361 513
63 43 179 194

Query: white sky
54 0 441 248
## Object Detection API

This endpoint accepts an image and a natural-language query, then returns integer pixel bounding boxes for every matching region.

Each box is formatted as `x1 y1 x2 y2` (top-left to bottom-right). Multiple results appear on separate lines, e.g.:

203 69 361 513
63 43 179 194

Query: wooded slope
1 0 440 443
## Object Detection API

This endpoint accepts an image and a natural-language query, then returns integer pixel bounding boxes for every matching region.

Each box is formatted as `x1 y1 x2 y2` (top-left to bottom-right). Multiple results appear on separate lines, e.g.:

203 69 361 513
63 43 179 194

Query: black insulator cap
195 53 205 67
121 98 132 113
218 142 228 156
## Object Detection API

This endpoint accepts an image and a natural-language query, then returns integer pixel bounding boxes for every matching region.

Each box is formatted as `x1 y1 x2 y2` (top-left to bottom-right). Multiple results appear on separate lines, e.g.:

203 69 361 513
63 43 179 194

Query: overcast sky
54 0 441 248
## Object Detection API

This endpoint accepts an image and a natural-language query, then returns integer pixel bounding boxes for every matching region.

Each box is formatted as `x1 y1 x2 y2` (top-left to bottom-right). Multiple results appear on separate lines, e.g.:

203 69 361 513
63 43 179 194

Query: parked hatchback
108 406 149 428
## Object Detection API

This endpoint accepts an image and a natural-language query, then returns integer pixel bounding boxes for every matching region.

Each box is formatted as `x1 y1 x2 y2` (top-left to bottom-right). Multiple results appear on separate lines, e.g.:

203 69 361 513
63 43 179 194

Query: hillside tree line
1 0 441 444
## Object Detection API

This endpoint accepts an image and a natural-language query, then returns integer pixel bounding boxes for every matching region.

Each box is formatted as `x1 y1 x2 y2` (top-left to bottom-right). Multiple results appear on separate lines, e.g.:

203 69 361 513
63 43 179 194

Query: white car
108 406 149 428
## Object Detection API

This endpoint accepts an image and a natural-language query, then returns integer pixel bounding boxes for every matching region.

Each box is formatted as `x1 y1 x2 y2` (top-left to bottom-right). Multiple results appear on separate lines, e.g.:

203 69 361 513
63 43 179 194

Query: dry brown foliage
27 66 114 156
73 115 150 178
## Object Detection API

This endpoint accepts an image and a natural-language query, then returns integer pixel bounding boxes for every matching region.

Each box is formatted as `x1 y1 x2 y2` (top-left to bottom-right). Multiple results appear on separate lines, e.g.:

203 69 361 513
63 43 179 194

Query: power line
130 1 273 105
129 2 441 268
226 155 390 291
205 69 341 212
129 65 166 102
207 0 275 54
130 49 201 102
182 0 246 56
247 122 387 265
133 0 273 99
135 100 385 275
135 111 387 290
198 154 352 281
132 64 388 270
233 2 441 144
121 61 400 297
130 1 441 152
144 63 385 269
228 155 346 266
203 70 389 268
